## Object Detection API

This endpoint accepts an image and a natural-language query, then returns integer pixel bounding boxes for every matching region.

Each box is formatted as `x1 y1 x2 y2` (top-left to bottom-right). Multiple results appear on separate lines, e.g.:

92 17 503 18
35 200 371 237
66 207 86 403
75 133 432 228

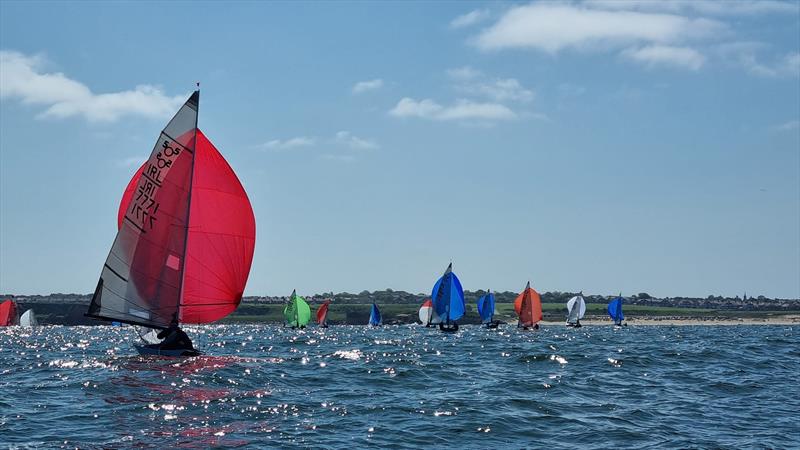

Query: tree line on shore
4 290 799 311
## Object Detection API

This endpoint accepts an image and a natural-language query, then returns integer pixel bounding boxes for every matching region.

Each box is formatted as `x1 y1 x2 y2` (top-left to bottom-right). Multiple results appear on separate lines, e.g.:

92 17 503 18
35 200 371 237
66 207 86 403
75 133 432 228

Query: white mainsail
19 309 38 327
566 295 586 324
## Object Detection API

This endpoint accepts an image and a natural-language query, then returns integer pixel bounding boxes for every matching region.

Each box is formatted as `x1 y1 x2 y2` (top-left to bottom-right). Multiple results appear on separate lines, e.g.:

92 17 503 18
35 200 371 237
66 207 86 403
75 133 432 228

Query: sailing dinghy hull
134 345 201 357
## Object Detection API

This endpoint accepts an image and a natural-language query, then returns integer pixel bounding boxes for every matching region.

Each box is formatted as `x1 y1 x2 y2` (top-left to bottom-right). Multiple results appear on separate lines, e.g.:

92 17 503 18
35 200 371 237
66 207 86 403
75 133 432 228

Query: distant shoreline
540 316 800 326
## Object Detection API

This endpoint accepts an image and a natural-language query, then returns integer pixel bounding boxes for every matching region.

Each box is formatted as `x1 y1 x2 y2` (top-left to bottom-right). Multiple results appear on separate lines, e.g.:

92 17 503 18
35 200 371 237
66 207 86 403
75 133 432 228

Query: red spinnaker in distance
118 130 256 324
317 300 330 325
515 283 543 326
0 300 17 326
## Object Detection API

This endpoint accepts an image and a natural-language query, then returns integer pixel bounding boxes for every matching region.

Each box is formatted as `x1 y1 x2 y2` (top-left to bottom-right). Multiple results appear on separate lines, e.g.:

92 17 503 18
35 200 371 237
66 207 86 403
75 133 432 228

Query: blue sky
1 1 798 298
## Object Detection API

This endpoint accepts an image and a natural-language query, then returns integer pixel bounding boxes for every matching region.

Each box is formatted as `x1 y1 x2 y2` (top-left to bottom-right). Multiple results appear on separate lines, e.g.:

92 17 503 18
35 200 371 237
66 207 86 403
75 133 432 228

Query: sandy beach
538 316 800 326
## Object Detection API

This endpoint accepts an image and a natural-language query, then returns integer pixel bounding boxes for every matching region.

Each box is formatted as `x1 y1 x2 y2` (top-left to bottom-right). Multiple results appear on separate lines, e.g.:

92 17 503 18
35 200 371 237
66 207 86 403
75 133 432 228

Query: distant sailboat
316 300 331 328
477 290 499 328
369 303 382 326
566 292 586 327
285 290 311 329
418 298 442 327
19 309 38 327
431 263 465 333
515 282 543 330
0 299 18 326
608 294 625 326
86 90 256 356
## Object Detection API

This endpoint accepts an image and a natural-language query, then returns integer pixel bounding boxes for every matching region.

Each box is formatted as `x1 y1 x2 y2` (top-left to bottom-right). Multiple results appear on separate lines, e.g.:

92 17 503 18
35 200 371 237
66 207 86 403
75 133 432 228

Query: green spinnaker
284 291 311 327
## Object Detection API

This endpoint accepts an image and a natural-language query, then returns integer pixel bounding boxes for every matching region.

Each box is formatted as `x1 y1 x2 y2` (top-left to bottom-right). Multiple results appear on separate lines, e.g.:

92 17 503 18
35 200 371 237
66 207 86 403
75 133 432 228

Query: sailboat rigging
86 90 256 356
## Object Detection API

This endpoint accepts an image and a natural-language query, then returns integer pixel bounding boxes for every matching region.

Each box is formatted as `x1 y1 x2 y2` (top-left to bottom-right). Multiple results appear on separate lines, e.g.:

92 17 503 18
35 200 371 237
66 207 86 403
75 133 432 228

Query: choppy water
1 325 798 449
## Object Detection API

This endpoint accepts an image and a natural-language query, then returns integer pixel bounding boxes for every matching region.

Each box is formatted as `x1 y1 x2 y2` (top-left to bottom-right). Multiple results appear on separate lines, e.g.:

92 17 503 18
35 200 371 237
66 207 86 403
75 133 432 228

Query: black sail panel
87 92 199 329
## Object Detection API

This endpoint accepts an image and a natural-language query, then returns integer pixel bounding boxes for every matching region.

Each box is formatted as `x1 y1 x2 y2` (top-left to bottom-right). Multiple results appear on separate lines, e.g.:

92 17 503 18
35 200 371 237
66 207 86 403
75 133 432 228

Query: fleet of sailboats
64 88 635 356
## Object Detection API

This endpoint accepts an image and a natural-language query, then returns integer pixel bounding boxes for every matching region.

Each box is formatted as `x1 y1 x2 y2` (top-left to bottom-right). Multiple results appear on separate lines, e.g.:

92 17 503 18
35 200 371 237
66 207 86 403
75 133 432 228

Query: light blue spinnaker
477 290 495 324
369 303 382 326
431 263 465 325
608 295 624 325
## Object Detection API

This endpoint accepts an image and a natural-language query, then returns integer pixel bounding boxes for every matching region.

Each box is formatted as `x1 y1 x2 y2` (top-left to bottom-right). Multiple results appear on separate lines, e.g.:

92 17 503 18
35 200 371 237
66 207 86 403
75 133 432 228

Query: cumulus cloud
352 79 384 94
0 50 186 122
450 9 491 29
621 45 706 70
389 97 517 121
259 136 316 150
447 66 534 102
335 131 379 150
474 4 724 53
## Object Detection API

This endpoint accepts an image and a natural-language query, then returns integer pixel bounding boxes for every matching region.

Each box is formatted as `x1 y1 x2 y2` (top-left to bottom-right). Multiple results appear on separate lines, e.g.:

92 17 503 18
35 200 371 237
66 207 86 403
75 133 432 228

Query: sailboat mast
176 89 200 324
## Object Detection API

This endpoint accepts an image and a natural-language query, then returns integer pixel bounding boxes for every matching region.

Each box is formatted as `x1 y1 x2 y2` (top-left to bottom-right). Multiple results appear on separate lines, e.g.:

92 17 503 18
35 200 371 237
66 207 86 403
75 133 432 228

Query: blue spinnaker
431 263 465 323
608 296 624 323
477 291 495 323
369 303 382 326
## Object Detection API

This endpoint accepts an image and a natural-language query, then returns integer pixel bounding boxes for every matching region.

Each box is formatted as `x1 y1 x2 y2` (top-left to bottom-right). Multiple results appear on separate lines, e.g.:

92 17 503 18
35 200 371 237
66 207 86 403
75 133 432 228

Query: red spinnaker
0 299 17 326
316 300 330 325
515 283 543 326
118 130 256 324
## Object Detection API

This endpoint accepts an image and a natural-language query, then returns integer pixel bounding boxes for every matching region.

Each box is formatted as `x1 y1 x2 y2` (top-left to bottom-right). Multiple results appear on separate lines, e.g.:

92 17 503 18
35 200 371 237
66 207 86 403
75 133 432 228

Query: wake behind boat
85 90 256 356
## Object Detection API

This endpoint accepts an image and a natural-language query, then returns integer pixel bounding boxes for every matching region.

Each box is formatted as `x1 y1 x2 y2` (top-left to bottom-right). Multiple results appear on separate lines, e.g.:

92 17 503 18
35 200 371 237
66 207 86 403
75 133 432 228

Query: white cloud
259 136 316 150
456 77 535 102
621 45 706 70
728 49 800 77
389 97 517 121
446 66 482 80
771 120 800 132
584 0 798 16
447 67 534 102
450 9 491 29
335 131 379 150
474 4 724 53
0 50 186 122
352 79 384 94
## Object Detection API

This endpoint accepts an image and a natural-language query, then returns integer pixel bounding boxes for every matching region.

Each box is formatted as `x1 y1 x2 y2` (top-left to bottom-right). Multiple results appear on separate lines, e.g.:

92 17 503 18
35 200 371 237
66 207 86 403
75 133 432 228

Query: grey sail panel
87 93 199 329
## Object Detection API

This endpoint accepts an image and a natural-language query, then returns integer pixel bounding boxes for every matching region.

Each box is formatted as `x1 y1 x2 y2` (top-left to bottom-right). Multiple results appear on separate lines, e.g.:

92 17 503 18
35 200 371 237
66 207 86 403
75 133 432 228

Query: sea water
0 325 798 448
